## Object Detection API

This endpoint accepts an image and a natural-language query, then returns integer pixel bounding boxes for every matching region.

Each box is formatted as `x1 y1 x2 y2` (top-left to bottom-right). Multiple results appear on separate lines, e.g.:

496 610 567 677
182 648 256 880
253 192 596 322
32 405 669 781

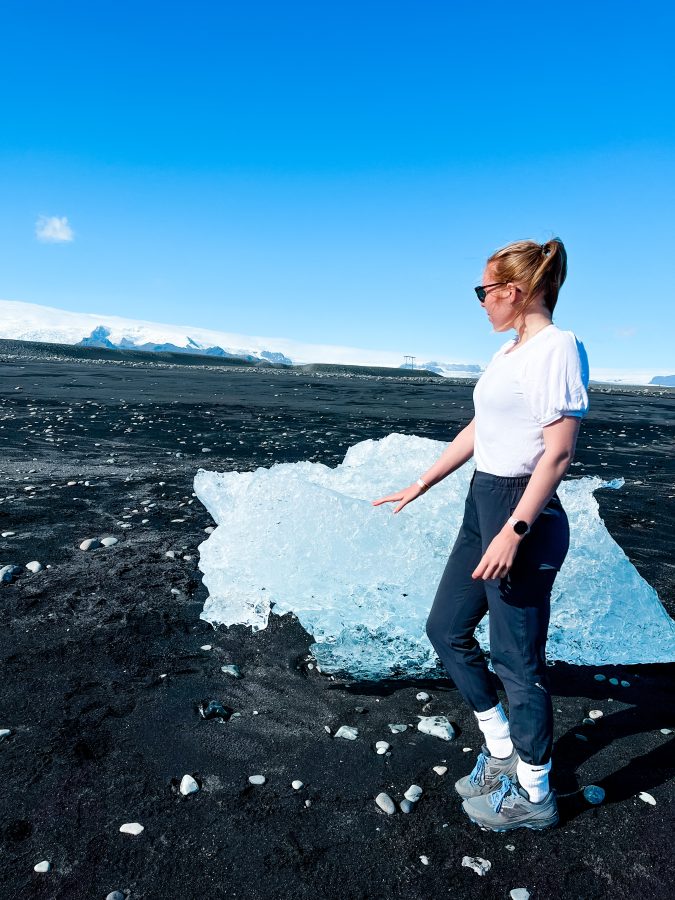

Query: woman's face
481 264 517 333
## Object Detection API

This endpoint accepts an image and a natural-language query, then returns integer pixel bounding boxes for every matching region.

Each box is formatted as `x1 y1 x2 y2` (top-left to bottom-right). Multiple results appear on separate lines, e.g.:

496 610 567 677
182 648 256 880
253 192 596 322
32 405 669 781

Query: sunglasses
474 282 508 302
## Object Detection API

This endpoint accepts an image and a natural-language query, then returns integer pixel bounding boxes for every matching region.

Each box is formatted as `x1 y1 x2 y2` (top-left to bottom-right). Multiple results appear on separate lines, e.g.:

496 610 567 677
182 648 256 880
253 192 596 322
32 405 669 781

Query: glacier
193 433 675 679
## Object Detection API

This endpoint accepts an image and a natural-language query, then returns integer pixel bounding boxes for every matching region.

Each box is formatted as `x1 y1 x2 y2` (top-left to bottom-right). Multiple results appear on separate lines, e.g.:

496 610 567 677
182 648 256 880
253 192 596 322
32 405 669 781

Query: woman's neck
513 313 553 344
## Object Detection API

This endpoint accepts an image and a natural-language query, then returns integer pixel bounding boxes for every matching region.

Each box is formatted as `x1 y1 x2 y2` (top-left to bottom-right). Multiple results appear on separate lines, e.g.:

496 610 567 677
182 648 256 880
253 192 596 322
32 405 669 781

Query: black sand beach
1 342 674 899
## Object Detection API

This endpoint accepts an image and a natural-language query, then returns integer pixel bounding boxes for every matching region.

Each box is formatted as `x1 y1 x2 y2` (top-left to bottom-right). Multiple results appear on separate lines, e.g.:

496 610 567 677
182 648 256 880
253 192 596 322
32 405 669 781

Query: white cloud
35 215 74 243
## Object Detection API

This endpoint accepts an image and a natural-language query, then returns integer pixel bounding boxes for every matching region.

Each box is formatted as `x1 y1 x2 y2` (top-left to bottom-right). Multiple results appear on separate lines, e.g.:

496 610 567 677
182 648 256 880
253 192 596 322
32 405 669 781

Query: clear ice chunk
194 433 675 679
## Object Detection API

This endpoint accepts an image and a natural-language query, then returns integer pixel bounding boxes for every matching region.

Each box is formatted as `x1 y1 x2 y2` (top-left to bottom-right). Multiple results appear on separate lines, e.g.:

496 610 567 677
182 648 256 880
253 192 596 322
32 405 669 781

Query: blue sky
1 0 673 370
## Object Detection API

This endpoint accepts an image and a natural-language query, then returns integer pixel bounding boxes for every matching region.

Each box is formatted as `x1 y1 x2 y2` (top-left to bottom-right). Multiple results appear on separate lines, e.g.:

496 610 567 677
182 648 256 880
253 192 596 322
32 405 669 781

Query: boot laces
488 774 521 813
468 751 487 786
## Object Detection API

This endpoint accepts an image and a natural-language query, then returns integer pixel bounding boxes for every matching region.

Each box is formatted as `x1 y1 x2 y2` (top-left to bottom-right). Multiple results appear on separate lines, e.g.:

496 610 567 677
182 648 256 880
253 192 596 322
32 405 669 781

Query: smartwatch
507 515 530 536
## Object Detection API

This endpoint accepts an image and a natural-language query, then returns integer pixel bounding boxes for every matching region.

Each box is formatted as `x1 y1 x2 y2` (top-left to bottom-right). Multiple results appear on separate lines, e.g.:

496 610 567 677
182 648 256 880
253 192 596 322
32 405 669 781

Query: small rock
660 728 673 734
400 798 414 813
638 791 656 805
420 855 430 865
609 677 619 685
0 729 11 740
100 537 118 547
198 700 232 721
200 644 212 651
375 740 390 755
165 550 176 558
620 680 630 687
334 725 358 740
292 780 303 790
583 785 605 804
417 715 456 741
79 538 101 551
1 532 16 538
582 717 596 725
375 792 396 815
106 892 126 900
119 822 144 835
462 856 491 876
34 860 51 873
594 673 606 681
505 844 515 851
249 775 266 785
387 723 407 734
574 733 588 742
416 691 430 701
404 784 423 803
588 709 603 719
180 775 199 795
433 765 447 776
204 526 215 533
510 890 530 900
25 561 43 573
220 664 242 678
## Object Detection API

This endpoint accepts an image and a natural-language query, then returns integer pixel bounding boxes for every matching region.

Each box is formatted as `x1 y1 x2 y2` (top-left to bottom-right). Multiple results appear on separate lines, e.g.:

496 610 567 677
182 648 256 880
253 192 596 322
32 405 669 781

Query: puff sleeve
521 332 590 426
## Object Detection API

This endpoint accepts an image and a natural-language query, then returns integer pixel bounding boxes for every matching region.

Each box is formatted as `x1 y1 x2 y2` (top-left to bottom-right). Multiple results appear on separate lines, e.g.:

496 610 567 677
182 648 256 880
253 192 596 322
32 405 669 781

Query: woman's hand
371 482 427 514
472 526 521 580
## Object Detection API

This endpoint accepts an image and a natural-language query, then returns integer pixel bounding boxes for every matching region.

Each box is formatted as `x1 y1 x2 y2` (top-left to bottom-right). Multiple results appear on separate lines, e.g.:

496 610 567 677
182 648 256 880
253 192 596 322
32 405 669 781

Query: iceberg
194 433 675 679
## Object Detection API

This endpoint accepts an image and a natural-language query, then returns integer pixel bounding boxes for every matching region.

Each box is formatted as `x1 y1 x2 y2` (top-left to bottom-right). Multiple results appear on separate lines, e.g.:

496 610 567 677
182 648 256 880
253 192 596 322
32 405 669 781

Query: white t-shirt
472 323 590 477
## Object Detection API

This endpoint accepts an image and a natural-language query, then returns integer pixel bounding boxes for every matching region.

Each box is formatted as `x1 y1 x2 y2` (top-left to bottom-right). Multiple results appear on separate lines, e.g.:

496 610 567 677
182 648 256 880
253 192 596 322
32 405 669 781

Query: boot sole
463 810 559 832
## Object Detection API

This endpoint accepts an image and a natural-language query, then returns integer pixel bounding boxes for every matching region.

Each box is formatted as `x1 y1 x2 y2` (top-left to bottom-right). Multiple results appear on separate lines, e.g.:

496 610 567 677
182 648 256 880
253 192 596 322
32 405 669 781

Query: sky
1 0 674 373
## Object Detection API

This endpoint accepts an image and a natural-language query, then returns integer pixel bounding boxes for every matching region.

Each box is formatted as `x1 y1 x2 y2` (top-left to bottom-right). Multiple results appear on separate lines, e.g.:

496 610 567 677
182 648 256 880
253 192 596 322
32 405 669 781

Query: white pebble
660 728 673 734
292 780 304 790
594 673 607 681
200 644 212 651
417 715 456 741
420 855 430 865
204 526 215 533
462 856 491 876
33 860 51 873
107 892 125 900
462 747 473 752
119 822 144 835
638 791 656 805
505 844 515 851
375 792 396 815
588 709 603 719
249 775 266 785
375 740 390 754
100 537 118 547
416 691 430 701
387 723 407 733
609 677 619 685
433 765 447 776
404 784 423 803
25 561 43 573
79 538 101 551
1 531 16 537
334 725 358 740
165 550 176 558
510 890 530 900
180 774 199 795
0 729 11 740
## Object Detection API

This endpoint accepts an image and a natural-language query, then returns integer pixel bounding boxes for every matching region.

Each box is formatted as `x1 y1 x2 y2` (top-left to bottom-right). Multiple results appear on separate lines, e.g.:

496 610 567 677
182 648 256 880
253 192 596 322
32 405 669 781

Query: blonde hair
487 238 567 324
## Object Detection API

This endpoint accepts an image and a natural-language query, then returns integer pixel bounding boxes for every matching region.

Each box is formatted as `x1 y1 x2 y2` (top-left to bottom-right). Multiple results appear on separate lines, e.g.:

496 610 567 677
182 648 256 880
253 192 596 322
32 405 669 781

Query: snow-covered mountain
0 298 483 376
1 298 669 384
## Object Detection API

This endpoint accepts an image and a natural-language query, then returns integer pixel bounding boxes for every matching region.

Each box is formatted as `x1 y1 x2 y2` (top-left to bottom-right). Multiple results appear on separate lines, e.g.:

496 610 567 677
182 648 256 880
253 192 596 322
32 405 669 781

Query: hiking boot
454 742 519 799
462 773 559 832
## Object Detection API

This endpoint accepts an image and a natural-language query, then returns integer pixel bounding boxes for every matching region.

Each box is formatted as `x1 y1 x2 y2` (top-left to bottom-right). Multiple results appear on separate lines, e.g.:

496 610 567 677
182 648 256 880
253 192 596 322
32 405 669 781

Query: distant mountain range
0 298 671 385
0 298 483 378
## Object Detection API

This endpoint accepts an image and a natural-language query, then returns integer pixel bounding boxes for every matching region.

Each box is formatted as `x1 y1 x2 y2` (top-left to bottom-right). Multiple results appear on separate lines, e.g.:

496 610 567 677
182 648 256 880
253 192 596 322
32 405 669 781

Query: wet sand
1 343 674 899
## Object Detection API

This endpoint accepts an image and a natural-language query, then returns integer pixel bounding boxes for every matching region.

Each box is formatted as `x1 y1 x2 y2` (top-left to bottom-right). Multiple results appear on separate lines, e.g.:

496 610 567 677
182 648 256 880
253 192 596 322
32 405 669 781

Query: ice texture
194 433 675 679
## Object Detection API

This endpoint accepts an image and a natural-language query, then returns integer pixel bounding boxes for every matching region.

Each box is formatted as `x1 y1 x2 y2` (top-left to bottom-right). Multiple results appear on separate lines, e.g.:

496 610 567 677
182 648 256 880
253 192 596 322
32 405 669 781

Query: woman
372 238 589 832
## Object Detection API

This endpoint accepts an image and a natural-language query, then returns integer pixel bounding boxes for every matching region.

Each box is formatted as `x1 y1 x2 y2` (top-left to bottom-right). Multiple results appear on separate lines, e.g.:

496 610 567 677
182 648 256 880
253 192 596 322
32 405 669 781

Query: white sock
473 701 514 759
516 758 552 803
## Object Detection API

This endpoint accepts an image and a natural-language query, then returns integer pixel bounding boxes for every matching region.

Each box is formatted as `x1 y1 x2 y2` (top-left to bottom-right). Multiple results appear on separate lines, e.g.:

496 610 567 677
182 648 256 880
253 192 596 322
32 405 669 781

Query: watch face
514 520 529 535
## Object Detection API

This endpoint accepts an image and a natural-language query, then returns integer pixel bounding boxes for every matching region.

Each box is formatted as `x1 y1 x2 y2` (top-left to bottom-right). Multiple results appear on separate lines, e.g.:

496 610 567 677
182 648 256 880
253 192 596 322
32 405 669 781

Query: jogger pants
425 469 570 765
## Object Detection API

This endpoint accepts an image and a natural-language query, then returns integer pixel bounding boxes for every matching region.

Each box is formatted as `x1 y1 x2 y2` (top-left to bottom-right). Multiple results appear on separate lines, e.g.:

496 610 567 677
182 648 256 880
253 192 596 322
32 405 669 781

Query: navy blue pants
425 469 570 765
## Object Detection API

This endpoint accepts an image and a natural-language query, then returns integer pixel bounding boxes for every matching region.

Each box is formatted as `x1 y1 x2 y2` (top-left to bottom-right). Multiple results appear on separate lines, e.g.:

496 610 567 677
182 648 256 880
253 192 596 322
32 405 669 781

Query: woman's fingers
371 493 404 506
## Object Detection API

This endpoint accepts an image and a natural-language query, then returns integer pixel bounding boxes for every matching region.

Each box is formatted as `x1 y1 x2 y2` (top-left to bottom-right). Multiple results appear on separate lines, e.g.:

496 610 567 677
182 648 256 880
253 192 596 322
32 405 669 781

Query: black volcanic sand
0 348 674 900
